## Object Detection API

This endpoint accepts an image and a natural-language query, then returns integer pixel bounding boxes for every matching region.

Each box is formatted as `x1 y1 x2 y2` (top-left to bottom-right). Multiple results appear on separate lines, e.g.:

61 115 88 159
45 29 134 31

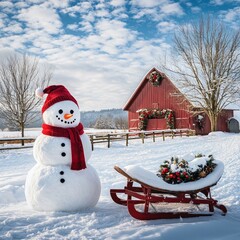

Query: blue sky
0 0 239 111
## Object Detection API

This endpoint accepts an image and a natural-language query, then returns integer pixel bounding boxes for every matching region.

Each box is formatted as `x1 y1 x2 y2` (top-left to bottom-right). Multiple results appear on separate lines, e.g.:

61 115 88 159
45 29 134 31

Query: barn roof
123 67 237 111
123 67 193 110
124 67 157 110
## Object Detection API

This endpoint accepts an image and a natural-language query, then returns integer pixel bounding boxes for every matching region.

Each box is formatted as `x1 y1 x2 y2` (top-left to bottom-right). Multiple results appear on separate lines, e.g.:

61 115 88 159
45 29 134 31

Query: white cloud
210 0 240 5
16 4 63 34
131 0 184 21
0 1 14 8
161 2 184 15
0 0 175 110
0 1 14 14
85 12 95 22
191 6 201 13
14 1 30 9
111 7 128 19
61 4 82 17
95 9 109 17
79 21 93 32
46 0 70 8
62 1 92 16
79 1 92 11
0 31 170 111
0 13 8 28
79 18 137 55
210 0 224 5
10 22 165 111
133 8 157 20
223 7 240 22
218 6 240 30
2 22 24 34
0 35 26 49
157 21 177 33
131 0 167 8
110 0 125 7
66 24 79 31
4 0 238 111
185 2 192 7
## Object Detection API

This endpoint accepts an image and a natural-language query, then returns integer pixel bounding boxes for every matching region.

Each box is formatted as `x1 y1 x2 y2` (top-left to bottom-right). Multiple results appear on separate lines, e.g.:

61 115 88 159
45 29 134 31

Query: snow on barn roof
234 110 240 122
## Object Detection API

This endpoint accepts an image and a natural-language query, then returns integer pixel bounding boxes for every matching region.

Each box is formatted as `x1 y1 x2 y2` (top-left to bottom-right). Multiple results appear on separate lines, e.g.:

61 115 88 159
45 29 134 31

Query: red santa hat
36 85 79 113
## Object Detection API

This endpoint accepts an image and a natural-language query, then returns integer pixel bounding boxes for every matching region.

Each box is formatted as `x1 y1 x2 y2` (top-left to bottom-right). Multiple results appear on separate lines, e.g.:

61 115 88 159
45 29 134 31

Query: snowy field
0 132 240 240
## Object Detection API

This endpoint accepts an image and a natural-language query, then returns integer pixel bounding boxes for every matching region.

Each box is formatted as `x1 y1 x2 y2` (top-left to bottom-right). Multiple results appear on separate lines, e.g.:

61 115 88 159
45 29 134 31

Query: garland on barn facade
157 154 217 184
136 108 175 130
149 71 163 86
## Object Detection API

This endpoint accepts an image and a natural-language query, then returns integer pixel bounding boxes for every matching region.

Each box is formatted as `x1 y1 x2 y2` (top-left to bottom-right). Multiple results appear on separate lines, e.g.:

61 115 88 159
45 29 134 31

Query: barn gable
124 68 233 134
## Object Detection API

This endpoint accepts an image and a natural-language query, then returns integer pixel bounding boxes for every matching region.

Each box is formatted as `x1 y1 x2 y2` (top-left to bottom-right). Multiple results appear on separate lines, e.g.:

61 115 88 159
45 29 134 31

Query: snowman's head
43 100 80 128
37 85 81 128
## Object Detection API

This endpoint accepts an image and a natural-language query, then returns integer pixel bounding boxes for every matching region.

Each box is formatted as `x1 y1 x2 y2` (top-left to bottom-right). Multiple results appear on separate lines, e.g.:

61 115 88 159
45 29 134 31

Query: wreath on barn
136 108 175 130
149 71 163 86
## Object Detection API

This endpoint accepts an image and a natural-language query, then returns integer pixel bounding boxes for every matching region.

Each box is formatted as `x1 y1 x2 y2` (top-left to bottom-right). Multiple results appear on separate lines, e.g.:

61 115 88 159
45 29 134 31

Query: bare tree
168 16 240 131
94 115 115 129
114 116 128 129
0 53 52 143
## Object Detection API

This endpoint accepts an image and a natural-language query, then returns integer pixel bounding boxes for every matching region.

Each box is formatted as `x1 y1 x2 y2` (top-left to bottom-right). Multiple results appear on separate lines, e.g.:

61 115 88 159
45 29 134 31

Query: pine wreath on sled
157 154 217 184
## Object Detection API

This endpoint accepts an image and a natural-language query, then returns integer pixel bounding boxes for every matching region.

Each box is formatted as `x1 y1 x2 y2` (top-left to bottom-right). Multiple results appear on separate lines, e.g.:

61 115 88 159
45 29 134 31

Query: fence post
90 135 94 151
162 131 165 141
126 133 129 146
153 132 155 142
171 131 174 139
107 134 110 148
141 133 144 144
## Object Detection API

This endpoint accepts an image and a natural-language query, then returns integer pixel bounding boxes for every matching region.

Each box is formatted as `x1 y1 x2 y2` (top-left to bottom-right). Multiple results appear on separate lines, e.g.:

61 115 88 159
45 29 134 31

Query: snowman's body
33 133 92 166
25 95 101 212
25 164 101 212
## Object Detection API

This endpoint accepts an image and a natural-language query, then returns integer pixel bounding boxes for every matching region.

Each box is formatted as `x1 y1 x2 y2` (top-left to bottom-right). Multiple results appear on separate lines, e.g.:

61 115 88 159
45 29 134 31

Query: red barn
123 68 233 135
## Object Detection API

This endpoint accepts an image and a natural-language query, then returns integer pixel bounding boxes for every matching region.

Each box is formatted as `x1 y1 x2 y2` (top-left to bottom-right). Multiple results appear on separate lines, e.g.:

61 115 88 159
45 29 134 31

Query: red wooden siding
124 68 233 134
125 69 193 131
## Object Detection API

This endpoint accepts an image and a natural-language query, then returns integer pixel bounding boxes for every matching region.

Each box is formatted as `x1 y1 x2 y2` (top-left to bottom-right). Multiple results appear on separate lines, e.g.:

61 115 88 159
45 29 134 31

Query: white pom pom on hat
35 88 44 98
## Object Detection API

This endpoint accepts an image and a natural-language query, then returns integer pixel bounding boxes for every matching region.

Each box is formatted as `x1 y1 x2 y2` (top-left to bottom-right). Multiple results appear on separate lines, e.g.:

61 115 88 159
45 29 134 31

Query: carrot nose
64 113 73 120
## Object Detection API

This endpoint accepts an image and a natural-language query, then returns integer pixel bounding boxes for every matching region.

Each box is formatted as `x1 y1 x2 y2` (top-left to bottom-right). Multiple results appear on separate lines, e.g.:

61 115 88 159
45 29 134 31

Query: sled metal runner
110 166 227 220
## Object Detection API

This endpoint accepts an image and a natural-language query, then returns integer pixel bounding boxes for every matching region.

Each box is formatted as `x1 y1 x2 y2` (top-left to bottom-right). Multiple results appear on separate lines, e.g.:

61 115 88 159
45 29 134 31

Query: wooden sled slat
110 165 227 220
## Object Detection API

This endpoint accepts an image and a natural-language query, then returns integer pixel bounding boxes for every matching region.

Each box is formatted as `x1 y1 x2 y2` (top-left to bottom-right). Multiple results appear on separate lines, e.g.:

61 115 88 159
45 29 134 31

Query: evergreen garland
137 108 175 130
157 154 217 184
149 71 163 86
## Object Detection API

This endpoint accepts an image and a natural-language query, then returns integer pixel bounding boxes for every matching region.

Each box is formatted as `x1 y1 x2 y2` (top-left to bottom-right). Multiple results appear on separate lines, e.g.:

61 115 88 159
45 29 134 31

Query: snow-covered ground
0 132 240 240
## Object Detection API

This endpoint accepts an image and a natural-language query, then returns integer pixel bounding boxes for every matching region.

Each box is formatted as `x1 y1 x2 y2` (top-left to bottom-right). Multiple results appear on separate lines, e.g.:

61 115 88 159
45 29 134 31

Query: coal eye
70 110 74 114
59 109 63 114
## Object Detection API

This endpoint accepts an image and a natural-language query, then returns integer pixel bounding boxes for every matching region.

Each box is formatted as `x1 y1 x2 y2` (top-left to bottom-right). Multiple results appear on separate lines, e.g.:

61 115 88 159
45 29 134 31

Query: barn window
152 103 159 109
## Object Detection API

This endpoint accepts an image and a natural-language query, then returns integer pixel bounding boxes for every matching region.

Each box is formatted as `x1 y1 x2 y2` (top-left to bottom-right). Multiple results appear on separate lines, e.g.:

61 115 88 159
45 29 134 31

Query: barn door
228 118 239 133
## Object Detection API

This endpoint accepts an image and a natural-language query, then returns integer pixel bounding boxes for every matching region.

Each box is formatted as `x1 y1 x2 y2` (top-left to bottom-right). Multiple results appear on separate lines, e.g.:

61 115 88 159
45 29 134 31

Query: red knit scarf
42 123 86 170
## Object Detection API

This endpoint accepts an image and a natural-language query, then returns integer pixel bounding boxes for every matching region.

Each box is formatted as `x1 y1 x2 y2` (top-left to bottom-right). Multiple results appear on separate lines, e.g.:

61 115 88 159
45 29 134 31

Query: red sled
110 164 227 220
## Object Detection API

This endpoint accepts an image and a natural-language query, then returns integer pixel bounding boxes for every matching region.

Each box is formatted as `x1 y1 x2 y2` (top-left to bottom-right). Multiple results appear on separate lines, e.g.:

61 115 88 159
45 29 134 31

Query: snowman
25 85 101 212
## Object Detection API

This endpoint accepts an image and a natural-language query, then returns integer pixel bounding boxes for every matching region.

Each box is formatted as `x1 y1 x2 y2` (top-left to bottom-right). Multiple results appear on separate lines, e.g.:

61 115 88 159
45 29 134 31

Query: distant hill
0 108 128 130
81 108 127 128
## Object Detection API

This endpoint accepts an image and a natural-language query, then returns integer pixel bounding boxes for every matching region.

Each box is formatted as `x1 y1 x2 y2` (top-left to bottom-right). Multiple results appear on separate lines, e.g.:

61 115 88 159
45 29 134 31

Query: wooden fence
89 129 195 150
0 129 195 151
0 137 35 150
